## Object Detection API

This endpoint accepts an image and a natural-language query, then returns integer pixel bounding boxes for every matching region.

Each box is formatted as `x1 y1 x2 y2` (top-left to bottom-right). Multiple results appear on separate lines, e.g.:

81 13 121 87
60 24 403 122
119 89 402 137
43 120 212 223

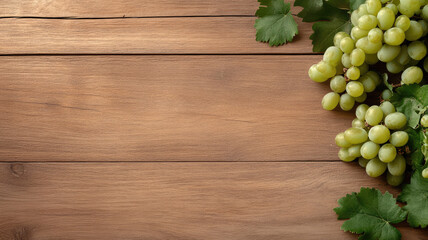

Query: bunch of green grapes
309 0 428 112
336 102 409 186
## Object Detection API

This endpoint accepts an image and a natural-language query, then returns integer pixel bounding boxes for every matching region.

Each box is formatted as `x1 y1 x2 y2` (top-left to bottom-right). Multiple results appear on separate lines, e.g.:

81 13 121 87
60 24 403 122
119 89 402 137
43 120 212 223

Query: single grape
367 28 384 43
398 3 415 17
330 75 347 93
418 20 428 37
396 45 411 65
346 81 364 97
346 66 360 80
344 127 369 144
377 7 395 30
356 37 383 54
387 172 404 186
361 141 380 159
366 0 382 15
342 53 352 68
388 155 406 176
381 89 393 100
386 60 404 74
421 115 428 127
340 37 355 54
365 106 384 126
377 44 401 62
322 92 340 111
352 118 366 128
401 66 423 85
405 21 424 41
365 71 380 86
385 112 407 130
423 4 428 20
349 144 363 158
365 54 379 65
340 93 355 111
358 4 369 16
350 48 366 66
378 143 397 163
358 15 379 30
394 15 411 31
369 125 391 144
355 92 367 103
384 27 405 46
338 148 356 162
359 63 369 75
336 132 352 148
400 0 421 13
359 157 370 168
308 64 328 82
408 41 427 61
390 131 409 147
356 104 369 121
366 157 387 177
351 10 361 27
316 61 336 79
351 26 369 40
385 3 398 15
423 168 428 179
360 75 376 93
380 101 395 117
336 61 345 75
323 46 343 65
334 32 350 48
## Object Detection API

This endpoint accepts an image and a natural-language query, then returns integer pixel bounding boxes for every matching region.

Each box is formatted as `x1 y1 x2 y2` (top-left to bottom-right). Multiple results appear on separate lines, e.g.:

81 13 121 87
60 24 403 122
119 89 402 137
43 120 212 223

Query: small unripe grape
385 112 407 130
365 106 384 126
369 125 390 144
366 157 387 177
344 127 368 144
388 155 406 176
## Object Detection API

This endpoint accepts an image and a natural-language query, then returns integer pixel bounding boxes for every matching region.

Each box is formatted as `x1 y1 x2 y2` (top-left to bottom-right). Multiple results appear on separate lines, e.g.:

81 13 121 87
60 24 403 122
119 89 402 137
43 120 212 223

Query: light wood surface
0 56 354 162
1 162 426 240
0 18 313 54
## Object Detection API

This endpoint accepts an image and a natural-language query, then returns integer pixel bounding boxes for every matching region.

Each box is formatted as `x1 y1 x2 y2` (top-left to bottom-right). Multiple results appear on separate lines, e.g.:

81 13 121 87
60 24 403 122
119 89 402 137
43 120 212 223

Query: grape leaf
406 127 426 169
334 188 407 240
325 0 350 9
398 170 428 228
294 0 348 22
255 0 298 46
390 84 428 129
311 20 352 52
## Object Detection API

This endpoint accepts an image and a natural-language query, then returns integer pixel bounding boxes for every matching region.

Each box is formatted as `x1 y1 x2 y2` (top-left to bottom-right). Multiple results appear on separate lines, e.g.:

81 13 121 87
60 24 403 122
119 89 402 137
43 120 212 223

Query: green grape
308 64 328 82
346 66 360 80
423 5 428 20
366 0 382 15
386 59 404 73
418 20 428 37
360 75 376 93
385 3 399 15
405 21 424 41
378 143 397 163
377 7 396 30
338 148 356 162
336 132 352 148
366 71 380 86
396 45 411 66
340 37 355 54
394 15 411 31
369 125 391 144
366 157 387 177
350 48 366 66
390 131 409 147
361 141 380 159
359 63 369 75
323 46 343 66
398 3 415 17
400 0 421 12
365 106 384 126
421 115 428 127
408 41 427 60
381 89 393 100
355 92 367 103
359 157 370 168
388 155 406 176
380 101 396 117
387 172 404 186
351 26 369 40
424 58 428 72
358 4 369 16
352 118 366 128
336 61 345 75
356 104 369 121
365 54 379 65
316 61 336 78
322 92 340 111
340 93 355 111
351 11 361 27
356 37 383 54
401 66 423 84
341 53 352 68
422 168 428 178
384 27 406 46
334 32 350 48
344 127 368 144
385 112 408 130
367 28 383 43
330 75 346 93
349 144 363 158
358 15 379 30
377 44 401 62
406 59 420 67
346 81 364 97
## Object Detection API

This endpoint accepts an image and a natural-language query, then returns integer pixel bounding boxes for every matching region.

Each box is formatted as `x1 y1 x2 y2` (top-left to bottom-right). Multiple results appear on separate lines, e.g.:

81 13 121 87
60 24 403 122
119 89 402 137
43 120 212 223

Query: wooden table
0 1 426 239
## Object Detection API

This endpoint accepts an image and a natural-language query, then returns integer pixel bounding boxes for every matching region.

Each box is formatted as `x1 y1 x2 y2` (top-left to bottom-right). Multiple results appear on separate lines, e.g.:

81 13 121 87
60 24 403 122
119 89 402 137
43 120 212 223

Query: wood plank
1 0 300 17
0 17 313 54
0 162 425 239
0 55 353 162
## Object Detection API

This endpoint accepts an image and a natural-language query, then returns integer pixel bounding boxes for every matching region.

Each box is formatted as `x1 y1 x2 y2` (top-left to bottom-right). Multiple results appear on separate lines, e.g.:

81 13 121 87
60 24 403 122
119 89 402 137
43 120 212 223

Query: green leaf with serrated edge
310 20 352 52
335 188 407 240
255 0 298 46
398 170 428 228
294 0 349 22
390 85 428 129
350 0 366 10
383 73 393 92
406 127 425 169
325 0 350 9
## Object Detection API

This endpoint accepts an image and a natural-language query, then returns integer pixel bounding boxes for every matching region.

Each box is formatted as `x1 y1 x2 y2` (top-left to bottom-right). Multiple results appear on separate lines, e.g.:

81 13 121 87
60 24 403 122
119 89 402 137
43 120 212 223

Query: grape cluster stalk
308 0 428 185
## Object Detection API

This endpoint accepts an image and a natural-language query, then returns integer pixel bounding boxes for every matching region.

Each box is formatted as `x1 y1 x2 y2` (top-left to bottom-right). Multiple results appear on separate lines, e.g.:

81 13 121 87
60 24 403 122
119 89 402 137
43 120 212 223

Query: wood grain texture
0 17 313 54
1 162 425 240
0 55 353 162
1 0 300 17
